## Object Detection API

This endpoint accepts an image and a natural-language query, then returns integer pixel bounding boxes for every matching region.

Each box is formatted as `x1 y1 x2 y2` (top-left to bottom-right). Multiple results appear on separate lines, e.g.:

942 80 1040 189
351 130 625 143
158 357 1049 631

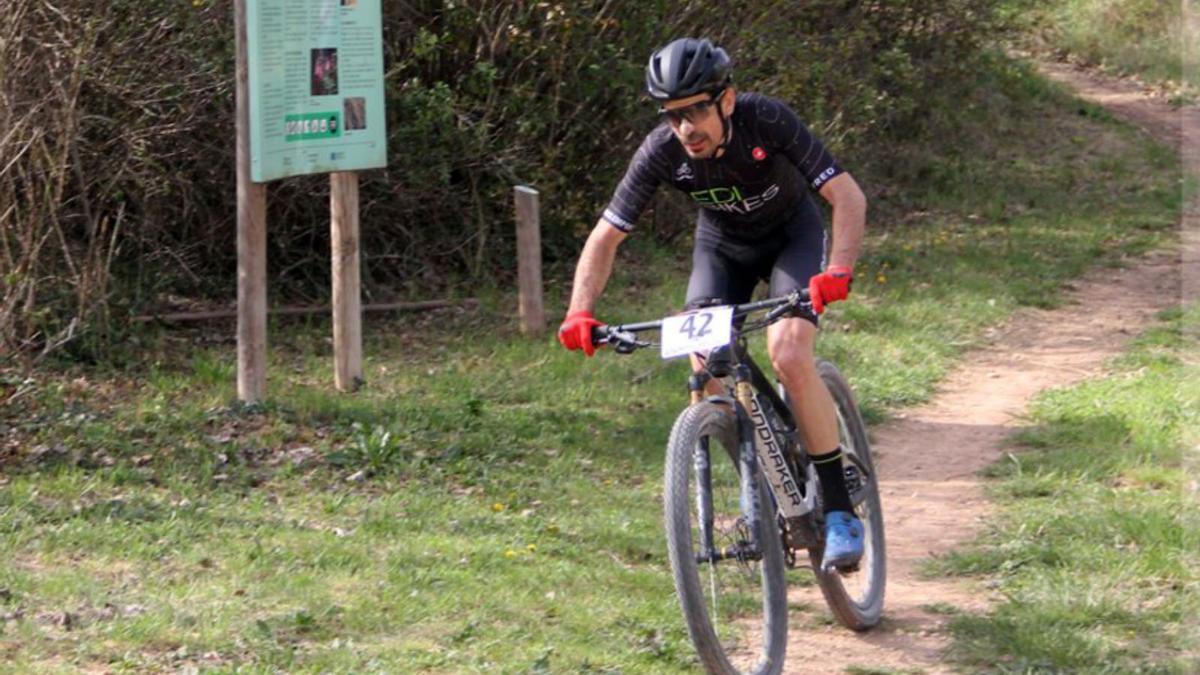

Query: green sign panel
246 0 387 182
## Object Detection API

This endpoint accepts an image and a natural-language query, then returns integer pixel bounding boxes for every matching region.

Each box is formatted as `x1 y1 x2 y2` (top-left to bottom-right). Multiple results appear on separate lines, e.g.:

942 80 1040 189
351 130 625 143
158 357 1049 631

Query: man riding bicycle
558 37 868 570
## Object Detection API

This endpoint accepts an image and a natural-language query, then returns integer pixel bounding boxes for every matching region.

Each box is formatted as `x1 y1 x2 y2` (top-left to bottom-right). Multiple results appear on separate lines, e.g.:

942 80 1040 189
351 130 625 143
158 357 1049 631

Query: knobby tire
809 360 887 630
664 402 788 675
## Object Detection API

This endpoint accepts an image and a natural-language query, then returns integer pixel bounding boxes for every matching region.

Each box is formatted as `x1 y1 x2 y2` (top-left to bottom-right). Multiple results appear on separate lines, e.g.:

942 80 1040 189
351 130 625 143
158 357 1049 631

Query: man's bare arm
567 218 628 313
818 172 867 269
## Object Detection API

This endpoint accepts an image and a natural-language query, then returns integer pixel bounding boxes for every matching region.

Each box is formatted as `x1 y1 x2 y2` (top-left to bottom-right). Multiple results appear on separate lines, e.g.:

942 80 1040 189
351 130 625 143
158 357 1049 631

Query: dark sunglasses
659 92 721 125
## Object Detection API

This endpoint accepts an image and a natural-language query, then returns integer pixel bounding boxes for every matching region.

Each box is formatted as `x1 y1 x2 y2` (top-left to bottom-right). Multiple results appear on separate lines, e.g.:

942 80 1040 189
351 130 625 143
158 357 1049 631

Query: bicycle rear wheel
664 402 787 675
810 360 887 630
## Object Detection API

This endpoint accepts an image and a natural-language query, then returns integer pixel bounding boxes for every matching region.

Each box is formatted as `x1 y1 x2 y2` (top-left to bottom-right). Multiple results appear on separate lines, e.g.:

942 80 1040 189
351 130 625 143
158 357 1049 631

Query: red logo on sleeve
752 147 767 161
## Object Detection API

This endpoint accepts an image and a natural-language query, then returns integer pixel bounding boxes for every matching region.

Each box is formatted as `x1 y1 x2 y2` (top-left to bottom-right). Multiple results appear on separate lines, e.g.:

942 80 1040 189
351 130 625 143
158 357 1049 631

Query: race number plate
660 306 734 360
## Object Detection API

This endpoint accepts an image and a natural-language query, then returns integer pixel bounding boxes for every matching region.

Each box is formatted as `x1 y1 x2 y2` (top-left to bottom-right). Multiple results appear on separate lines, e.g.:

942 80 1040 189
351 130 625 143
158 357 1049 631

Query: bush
1 0 1016 359
1020 0 1194 89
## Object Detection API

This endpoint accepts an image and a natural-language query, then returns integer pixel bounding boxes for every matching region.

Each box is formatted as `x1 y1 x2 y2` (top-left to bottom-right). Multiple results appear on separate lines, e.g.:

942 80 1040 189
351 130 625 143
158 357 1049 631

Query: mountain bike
593 290 885 675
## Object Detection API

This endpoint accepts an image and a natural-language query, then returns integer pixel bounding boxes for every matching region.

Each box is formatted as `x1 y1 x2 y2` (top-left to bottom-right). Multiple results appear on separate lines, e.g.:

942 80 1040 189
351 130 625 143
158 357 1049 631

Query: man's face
662 88 734 159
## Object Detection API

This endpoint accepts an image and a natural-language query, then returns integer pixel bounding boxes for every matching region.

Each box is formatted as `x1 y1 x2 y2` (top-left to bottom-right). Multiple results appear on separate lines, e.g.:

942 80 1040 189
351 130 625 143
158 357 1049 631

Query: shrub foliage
1 0 1014 357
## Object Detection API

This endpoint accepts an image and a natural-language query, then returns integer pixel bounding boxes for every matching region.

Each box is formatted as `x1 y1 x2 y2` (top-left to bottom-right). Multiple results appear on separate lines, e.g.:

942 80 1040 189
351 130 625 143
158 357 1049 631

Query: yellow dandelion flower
504 549 517 558
492 503 506 513
526 544 537 553
876 274 887 284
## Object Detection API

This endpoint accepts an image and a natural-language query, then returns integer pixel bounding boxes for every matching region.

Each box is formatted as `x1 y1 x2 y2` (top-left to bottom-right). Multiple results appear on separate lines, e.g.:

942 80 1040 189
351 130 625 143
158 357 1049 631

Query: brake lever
606 329 642 354
764 289 810 323
614 340 639 354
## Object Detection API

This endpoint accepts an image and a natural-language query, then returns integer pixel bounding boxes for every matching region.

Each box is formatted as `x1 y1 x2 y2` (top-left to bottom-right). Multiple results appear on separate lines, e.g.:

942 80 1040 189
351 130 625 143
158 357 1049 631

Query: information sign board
246 0 387 182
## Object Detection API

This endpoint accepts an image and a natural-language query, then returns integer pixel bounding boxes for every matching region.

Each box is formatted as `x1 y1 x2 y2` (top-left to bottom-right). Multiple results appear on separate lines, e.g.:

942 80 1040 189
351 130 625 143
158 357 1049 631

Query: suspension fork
694 437 716 559
687 370 765 561
733 364 764 553
688 371 711 406
686 369 710 554
688 372 717 558
693 404 765 563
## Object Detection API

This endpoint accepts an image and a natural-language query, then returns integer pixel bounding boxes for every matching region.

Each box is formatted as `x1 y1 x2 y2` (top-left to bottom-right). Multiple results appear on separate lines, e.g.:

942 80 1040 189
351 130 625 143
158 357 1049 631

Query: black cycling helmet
645 38 732 101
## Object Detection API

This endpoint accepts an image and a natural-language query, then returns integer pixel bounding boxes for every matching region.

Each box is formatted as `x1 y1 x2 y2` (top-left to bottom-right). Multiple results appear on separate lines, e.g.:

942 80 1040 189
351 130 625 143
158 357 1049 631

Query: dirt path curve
776 62 1197 674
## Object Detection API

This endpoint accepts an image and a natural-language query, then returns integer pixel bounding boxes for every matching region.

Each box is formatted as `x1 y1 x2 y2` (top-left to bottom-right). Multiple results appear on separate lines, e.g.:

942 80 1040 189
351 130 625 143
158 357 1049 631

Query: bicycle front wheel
664 402 787 675
810 360 887 630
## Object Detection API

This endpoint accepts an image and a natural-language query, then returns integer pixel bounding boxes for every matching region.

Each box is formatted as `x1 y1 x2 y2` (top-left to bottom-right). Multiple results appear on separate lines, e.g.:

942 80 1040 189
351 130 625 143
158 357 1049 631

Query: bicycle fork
691 368 766 565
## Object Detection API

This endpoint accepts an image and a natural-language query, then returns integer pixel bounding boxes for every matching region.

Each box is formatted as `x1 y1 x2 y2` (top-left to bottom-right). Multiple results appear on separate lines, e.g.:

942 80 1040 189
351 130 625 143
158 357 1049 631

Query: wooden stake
235 0 267 403
514 185 545 335
331 172 363 392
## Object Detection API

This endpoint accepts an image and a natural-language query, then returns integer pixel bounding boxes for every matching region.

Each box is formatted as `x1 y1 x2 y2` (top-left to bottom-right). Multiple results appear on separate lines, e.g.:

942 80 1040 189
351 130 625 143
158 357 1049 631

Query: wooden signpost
234 0 548 400
234 0 387 400
330 172 363 391
234 0 267 402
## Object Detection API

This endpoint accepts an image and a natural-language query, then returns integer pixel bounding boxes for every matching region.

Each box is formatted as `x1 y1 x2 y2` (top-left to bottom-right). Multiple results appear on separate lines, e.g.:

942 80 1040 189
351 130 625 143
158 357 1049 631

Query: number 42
680 312 714 340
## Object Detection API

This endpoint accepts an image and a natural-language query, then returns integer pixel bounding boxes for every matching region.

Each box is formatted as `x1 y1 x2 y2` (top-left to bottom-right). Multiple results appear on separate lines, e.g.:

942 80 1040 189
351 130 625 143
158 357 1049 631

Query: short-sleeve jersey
602 93 843 234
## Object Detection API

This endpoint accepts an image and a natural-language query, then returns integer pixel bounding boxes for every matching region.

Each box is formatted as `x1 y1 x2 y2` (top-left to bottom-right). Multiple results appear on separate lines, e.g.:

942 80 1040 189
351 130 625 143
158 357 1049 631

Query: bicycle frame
688 342 822 561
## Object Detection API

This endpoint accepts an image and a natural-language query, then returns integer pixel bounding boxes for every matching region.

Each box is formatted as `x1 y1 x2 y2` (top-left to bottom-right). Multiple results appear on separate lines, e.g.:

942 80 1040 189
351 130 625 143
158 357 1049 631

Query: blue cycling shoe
821 510 864 571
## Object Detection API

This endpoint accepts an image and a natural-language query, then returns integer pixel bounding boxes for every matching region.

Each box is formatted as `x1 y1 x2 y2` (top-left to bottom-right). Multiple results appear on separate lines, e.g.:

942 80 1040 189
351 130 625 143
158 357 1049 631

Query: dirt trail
776 62 1197 673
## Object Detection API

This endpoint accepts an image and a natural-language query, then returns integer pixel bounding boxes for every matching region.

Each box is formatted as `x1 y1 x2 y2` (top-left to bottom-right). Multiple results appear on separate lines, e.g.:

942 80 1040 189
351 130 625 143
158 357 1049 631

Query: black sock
812 447 854 515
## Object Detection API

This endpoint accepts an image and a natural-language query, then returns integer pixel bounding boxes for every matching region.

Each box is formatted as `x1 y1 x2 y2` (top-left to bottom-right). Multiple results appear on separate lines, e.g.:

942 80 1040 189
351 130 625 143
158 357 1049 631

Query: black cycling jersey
602 92 843 235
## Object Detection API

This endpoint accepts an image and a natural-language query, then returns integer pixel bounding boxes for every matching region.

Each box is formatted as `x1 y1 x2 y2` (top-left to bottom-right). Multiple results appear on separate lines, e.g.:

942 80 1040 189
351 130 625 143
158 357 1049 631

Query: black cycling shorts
684 197 827 326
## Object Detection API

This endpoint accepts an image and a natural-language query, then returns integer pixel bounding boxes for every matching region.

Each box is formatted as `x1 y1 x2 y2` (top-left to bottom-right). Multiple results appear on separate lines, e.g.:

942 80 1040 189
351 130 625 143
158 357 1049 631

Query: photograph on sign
311 48 339 96
344 97 366 130
246 0 388 182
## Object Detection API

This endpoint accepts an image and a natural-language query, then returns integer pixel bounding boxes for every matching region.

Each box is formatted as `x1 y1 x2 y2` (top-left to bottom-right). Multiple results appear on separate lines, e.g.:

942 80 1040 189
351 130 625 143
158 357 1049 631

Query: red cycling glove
557 309 603 356
809 265 853 315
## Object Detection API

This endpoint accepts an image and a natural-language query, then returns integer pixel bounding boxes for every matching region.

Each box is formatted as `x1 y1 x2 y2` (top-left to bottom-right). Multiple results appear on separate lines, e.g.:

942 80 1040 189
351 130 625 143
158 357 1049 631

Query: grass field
931 305 1199 673
0 59 1184 672
1022 0 1198 100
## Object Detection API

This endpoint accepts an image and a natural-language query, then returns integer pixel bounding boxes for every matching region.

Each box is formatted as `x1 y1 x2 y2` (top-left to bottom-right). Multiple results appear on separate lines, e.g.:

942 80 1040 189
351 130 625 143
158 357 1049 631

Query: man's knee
771 350 819 387
768 320 818 383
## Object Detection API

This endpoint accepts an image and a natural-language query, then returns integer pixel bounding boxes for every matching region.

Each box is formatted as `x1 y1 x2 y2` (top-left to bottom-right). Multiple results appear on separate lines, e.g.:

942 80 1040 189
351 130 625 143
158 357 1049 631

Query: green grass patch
0 57 1183 672
931 305 1200 672
1019 0 1199 99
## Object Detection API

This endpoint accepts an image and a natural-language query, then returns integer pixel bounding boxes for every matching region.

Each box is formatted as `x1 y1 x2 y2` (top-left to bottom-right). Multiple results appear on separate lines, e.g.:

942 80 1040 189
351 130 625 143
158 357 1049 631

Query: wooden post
514 185 545 335
235 0 268 403
331 172 363 391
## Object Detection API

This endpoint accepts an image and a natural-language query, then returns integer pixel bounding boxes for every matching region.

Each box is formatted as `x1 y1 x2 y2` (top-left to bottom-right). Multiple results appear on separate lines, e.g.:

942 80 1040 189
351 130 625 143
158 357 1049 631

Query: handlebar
591 289 812 354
